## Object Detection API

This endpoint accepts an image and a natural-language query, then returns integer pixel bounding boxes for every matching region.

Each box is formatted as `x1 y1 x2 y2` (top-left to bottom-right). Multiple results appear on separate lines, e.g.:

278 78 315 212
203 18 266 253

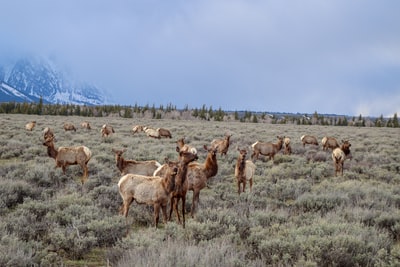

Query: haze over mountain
0 56 110 106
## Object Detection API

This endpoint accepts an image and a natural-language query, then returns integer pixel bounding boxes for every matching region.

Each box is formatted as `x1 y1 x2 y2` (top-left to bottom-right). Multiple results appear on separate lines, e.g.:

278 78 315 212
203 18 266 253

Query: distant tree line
0 100 398 127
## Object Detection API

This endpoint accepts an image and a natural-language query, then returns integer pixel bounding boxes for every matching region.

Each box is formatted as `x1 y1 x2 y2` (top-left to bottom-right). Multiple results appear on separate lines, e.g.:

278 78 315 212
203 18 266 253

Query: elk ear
176 146 180 153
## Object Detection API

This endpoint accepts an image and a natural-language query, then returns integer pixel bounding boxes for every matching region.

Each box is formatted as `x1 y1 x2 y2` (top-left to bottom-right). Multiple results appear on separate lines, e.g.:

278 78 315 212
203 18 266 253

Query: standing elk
63 122 76 132
235 148 256 194
331 140 352 176
301 135 318 147
118 149 197 228
168 148 199 228
186 145 219 217
251 136 284 162
283 137 292 155
211 133 232 157
42 136 92 184
176 137 197 155
321 136 339 151
112 148 161 176
43 127 55 141
101 124 115 137
25 121 36 131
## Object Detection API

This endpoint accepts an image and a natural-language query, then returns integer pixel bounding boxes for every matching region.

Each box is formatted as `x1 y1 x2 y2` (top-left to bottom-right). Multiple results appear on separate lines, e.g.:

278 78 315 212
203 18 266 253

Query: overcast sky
1 0 399 117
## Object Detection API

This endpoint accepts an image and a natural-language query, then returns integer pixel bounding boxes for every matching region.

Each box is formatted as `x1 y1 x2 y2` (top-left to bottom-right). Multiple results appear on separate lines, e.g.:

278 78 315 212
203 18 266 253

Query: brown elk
101 124 115 137
251 136 284 162
301 135 318 147
235 148 256 194
63 122 76 132
176 137 197 155
158 128 172 138
43 127 55 141
283 137 292 155
331 140 352 176
81 121 91 130
25 121 36 131
211 133 232 156
321 136 339 151
118 159 178 228
112 148 161 176
42 136 92 184
186 145 219 217
168 147 198 228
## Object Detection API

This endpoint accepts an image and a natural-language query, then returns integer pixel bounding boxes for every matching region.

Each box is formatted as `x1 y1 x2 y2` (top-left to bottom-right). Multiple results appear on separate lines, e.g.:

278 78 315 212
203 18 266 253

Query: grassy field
1 113 400 266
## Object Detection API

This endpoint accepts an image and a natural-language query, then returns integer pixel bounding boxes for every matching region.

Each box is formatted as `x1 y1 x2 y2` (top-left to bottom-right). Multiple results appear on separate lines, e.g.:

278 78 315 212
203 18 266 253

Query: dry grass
1 113 400 266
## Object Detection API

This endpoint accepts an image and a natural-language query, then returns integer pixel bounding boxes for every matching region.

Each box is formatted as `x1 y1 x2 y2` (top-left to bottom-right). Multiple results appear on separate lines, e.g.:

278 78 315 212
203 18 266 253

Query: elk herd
27 120 352 229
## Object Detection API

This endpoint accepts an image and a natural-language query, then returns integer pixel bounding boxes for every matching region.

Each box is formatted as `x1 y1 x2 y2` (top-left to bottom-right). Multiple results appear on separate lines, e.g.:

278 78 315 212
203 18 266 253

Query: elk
118 153 195 228
143 126 160 139
186 145 219 217
211 133 232 157
158 128 172 138
42 136 92 184
176 137 197 155
300 135 318 147
132 125 144 134
331 140 352 176
112 148 161 176
321 136 339 151
251 136 284 162
25 121 36 131
235 148 256 194
63 122 76 132
283 137 292 155
168 147 198 228
81 121 91 130
101 124 115 137
43 127 55 141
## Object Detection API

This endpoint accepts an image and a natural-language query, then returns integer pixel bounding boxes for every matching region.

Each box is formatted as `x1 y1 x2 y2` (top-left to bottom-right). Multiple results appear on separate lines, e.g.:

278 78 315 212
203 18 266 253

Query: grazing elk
118 152 195 228
321 136 339 151
331 140 352 176
42 136 92 184
101 124 115 137
25 121 36 131
81 121 91 130
283 137 292 155
168 148 199 228
186 145 219 217
176 137 197 155
112 148 161 176
235 148 256 194
211 133 232 157
158 128 172 138
63 122 76 132
300 135 318 147
251 136 284 162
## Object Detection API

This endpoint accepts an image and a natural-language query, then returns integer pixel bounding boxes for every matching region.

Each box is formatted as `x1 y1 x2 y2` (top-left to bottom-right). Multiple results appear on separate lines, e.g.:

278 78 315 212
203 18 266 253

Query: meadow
1 113 400 266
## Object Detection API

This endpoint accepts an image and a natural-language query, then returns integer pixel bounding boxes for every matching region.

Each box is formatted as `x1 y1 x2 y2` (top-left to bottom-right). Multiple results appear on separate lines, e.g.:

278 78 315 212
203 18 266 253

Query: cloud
1 0 400 116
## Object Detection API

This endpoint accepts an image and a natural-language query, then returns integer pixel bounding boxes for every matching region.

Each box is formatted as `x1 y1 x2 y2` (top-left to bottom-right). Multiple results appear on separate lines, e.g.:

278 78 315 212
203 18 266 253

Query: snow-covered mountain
0 57 110 105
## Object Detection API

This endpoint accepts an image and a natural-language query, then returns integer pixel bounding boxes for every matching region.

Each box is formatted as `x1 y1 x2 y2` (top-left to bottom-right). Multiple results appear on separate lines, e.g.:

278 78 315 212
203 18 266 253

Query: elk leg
182 195 186 228
161 204 168 225
154 204 160 228
249 179 253 192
